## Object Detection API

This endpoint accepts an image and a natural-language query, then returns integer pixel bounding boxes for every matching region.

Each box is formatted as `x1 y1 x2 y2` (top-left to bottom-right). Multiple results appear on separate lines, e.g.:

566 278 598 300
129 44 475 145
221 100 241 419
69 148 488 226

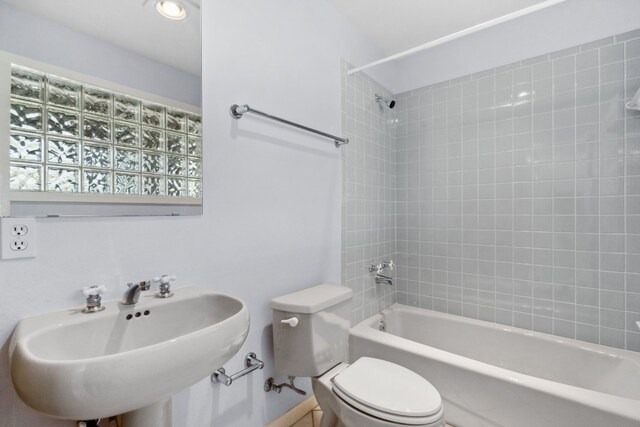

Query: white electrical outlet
0 218 37 260
11 224 29 236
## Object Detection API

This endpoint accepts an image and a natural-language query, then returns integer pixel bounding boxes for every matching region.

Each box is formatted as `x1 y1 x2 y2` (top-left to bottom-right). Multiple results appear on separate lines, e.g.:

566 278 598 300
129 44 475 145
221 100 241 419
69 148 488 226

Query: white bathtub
349 304 640 427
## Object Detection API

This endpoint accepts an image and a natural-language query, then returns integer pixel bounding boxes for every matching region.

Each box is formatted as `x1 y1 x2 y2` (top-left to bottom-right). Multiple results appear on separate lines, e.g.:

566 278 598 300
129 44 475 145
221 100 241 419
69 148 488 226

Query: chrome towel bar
230 104 349 148
211 352 264 386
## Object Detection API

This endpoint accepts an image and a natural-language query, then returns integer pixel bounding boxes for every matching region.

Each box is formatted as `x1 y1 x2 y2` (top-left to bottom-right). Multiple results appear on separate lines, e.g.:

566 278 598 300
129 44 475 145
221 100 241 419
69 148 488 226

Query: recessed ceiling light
156 1 187 20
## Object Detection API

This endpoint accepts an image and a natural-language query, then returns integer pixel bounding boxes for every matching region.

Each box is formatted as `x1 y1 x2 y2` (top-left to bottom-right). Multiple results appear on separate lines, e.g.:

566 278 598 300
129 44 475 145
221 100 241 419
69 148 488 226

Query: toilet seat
331 357 443 425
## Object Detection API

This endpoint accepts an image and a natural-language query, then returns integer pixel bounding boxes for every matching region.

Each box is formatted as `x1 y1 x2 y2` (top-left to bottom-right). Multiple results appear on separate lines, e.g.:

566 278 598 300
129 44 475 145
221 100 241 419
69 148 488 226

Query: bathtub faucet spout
375 274 393 286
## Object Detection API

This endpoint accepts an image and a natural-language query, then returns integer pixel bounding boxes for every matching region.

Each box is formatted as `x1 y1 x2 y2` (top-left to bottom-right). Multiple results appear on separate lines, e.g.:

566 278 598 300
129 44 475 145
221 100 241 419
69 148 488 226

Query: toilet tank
271 284 352 377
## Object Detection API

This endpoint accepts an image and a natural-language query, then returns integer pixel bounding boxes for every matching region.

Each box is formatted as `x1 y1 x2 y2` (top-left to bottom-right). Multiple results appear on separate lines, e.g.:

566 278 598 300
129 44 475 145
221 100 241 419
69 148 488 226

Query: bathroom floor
289 404 322 427
289 405 453 427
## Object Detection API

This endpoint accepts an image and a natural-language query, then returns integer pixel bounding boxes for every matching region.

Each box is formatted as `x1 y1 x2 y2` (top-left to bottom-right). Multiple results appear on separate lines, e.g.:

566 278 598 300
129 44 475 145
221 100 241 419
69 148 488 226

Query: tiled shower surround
342 29 640 351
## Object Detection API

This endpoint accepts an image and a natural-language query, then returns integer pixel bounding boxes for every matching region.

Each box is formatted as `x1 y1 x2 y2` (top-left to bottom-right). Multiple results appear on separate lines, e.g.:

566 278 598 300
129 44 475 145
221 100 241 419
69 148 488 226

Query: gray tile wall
341 60 397 325
394 29 640 351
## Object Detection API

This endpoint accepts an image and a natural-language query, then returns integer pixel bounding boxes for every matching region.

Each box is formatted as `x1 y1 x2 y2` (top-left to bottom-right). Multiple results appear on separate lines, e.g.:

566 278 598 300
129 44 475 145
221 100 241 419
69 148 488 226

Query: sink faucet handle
155 274 176 298
152 275 176 284
383 260 395 270
160 274 177 285
82 285 107 313
82 285 106 296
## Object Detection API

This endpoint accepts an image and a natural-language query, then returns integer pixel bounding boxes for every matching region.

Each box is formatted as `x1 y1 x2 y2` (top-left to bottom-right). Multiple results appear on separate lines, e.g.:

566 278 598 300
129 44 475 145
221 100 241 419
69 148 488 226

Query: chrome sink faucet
121 280 151 305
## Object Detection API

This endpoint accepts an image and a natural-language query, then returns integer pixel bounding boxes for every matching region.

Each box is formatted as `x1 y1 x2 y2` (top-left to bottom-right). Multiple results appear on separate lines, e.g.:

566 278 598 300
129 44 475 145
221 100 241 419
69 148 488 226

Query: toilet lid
332 357 442 421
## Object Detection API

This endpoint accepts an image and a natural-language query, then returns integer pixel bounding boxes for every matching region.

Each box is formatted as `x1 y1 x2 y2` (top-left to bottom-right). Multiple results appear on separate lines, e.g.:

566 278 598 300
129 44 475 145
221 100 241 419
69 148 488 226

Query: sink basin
9 286 250 420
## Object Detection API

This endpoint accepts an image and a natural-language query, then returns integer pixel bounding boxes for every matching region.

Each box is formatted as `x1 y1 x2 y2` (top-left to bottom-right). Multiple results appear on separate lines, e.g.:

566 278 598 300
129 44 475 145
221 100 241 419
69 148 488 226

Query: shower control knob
369 263 383 274
281 317 299 327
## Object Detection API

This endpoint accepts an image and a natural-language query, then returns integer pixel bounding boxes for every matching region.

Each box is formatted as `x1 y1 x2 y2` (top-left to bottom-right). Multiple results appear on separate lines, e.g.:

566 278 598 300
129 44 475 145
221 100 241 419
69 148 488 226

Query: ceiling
4 1 559 78
3 0 201 76
329 0 555 57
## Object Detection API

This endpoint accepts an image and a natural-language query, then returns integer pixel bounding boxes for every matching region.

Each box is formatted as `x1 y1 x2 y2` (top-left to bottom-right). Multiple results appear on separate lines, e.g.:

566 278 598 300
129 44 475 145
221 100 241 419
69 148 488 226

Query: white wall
0 1 392 426
393 0 640 93
0 1 201 106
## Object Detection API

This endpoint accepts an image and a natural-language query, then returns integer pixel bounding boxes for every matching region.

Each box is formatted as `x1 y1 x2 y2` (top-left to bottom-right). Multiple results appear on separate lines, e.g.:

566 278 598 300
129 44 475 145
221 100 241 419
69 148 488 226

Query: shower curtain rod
229 104 349 148
346 0 568 76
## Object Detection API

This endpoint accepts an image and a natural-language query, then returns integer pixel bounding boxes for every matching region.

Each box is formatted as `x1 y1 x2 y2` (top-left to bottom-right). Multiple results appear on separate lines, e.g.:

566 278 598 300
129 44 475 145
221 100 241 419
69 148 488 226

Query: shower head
375 93 396 109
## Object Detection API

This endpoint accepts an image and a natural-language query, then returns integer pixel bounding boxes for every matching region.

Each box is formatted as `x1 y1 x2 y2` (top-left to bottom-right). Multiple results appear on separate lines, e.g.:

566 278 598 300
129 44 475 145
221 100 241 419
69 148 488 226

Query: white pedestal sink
9 286 250 424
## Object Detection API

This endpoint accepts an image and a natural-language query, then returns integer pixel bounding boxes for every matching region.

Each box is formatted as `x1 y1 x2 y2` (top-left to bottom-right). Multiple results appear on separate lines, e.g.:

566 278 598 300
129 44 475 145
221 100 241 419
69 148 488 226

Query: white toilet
271 284 445 427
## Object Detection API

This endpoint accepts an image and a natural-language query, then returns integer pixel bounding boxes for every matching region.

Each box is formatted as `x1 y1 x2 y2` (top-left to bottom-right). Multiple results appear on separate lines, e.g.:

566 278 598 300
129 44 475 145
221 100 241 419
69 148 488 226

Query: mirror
0 0 202 216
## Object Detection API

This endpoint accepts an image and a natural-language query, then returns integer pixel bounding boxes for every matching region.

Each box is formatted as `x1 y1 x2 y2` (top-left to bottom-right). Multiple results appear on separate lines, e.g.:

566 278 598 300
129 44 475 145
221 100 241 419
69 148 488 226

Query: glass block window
8 65 202 198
